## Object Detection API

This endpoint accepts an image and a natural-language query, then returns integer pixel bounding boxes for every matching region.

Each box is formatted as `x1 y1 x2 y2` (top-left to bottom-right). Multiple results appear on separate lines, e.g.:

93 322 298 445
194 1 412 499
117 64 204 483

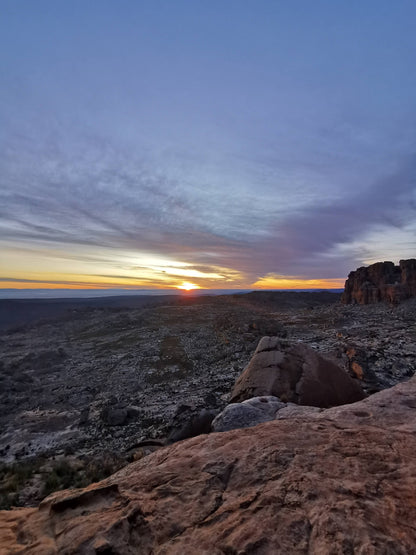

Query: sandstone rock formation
3 377 416 553
229 337 364 407
342 258 416 304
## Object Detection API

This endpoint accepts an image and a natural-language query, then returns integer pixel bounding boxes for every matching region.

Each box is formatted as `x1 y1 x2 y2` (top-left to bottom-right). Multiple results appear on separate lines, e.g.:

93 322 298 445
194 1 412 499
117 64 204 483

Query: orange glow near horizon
251 275 345 290
176 282 200 291
0 276 345 291
0 245 242 291
0 250 344 293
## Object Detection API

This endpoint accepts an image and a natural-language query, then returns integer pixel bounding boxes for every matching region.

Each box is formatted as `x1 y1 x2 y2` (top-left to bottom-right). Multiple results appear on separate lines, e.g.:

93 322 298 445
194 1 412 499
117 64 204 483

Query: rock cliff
342 258 416 304
2 376 416 553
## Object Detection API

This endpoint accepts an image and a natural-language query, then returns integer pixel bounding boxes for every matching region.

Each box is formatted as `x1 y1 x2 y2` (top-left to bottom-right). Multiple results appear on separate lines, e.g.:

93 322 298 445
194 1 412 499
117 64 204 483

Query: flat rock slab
2 377 416 553
230 336 364 407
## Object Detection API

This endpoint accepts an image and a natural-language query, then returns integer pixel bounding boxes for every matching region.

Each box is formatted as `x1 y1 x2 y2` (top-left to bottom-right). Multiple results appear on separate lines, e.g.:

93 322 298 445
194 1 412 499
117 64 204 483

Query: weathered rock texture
211 395 286 432
342 258 416 304
230 337 364 407
2 292 416 507
3 377 416 553
212 396 324 433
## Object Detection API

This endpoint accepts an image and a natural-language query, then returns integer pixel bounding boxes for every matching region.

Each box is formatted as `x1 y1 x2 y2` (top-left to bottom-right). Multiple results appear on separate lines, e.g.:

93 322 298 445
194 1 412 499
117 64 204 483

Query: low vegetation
0 454 125 509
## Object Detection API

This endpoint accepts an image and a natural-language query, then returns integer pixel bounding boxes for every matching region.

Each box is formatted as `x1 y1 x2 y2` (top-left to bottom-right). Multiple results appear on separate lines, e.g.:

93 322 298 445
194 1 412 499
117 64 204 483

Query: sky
1 0 415 293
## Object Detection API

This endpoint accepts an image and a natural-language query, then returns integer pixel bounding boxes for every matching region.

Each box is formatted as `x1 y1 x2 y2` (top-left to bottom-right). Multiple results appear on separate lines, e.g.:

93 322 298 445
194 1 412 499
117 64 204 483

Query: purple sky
1 1 415 291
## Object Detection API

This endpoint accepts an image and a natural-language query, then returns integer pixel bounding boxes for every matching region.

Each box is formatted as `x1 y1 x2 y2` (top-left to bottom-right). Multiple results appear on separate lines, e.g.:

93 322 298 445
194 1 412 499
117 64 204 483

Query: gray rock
126 406 141 419
101 407 128 426
78 407 89 426
212 396 286 432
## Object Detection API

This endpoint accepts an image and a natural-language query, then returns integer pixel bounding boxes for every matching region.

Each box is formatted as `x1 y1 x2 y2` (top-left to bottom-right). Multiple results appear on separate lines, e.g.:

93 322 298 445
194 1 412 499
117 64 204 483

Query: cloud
0 131 260 269
248 156 416 279
1 122 415 287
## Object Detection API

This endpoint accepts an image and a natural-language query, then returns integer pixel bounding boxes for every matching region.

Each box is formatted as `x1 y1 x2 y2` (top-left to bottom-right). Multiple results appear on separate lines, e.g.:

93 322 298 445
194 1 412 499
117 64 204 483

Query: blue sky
1 1 415 290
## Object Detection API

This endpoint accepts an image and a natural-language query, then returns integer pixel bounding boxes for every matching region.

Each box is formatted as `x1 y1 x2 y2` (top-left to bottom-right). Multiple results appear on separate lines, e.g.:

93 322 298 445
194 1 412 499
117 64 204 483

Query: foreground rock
230 337 364 407
2 377 416 553
342 258 416 304
212 396 324 433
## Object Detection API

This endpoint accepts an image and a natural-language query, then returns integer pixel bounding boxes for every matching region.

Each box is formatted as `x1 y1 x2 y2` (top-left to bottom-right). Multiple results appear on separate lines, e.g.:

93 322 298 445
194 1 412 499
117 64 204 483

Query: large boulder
3 377 416 552
342 259 416 304
230 337 364 407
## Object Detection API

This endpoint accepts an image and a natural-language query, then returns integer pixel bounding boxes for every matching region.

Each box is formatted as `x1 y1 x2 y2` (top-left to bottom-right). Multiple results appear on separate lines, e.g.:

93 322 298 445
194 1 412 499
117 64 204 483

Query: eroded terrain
0 291 415 507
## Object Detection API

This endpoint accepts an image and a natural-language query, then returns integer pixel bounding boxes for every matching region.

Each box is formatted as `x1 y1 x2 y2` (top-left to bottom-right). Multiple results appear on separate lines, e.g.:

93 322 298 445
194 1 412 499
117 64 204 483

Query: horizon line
0 287 344 300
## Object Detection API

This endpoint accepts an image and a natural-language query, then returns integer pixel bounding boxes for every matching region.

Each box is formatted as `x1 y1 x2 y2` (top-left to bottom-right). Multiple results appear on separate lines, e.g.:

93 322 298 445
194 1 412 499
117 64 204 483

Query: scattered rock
248 318 287 337
101 407 128 427
344 344 378 385
203 391 219 408
230 337 364 407
126 406 141 419
78 407 89 426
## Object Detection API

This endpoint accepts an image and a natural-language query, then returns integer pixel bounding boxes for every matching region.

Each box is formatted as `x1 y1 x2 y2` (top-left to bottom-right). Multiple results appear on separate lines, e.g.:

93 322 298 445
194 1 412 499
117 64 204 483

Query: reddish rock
342 258 416 304
229 337 364 407
2 378 416 553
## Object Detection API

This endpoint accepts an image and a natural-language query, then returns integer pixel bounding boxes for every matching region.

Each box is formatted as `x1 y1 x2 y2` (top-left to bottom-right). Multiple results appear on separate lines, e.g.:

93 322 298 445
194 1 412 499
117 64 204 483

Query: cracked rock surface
3 375 416 553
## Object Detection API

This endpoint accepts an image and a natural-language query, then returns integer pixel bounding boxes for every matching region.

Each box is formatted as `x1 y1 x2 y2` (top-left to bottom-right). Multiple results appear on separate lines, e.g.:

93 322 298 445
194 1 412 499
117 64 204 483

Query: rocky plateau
0 290 415 514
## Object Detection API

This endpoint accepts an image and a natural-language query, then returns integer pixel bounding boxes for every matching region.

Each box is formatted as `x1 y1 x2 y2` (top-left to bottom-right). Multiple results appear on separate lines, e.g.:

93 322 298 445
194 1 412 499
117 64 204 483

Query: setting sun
177 282 200 291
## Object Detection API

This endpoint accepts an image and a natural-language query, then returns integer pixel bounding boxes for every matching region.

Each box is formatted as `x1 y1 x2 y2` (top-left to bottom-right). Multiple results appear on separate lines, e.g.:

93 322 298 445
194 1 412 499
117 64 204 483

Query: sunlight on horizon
177 282 200 291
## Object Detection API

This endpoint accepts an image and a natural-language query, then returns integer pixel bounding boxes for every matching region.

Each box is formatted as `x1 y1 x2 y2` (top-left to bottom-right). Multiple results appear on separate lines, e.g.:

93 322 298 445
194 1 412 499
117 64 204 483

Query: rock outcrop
229 337 364 407
3 377 416 553
342 258 416 304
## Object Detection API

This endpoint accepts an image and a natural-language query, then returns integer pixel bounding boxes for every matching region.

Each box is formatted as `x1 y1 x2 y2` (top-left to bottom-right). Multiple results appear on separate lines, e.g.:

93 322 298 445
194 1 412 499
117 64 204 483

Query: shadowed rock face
229 337 364 407
2 377 416 553
342 258 416 304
